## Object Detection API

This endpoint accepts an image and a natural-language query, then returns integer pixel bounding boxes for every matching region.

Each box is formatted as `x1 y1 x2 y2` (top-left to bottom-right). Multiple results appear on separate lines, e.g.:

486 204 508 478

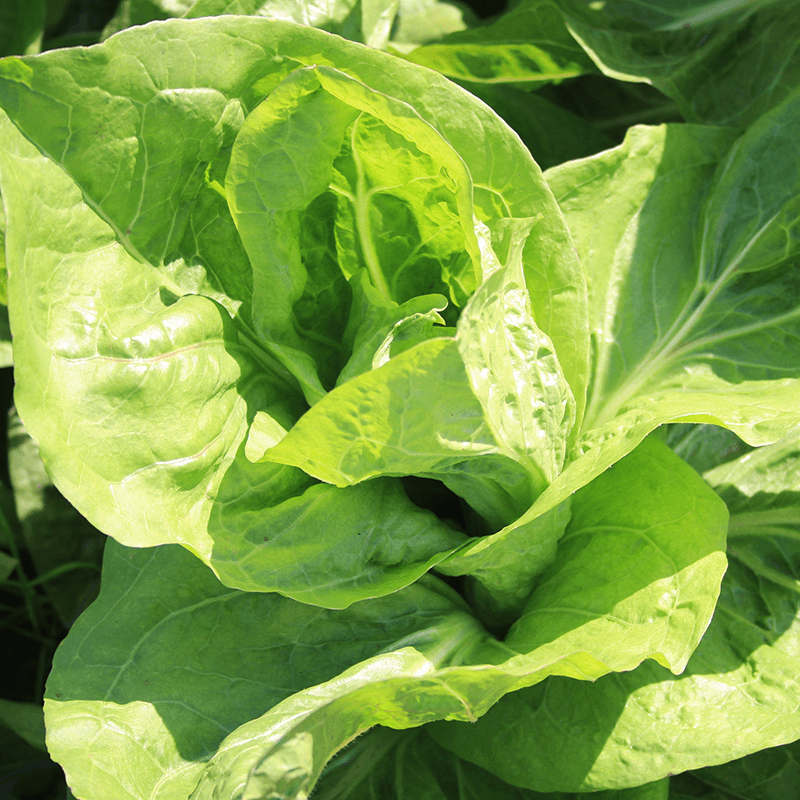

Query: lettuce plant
0 3 798 798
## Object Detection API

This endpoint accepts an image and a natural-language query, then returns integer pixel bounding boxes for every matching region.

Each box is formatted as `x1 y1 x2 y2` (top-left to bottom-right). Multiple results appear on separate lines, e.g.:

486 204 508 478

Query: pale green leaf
0 19 585 605
260 337 506 485
46 437 724 799
427 432 800 793
404 0 596 87
456 216 576 489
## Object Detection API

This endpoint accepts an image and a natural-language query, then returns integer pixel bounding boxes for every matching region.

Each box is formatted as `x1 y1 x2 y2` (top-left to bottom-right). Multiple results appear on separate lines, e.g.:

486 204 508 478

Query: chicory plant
0 1 799 797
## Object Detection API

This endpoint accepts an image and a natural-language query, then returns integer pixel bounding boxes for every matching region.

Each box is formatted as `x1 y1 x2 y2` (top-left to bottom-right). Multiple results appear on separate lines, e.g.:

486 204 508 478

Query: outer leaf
521 103 800 548
102 0 195 39
105 0 468 52
428 432 800 793
45 541 493 800
432 552 800 793
46 437 725 799
0 699 46 751
0 306 12 366
557 0 800 128
667 422 752 476
404 0 596 87
0 109 259 559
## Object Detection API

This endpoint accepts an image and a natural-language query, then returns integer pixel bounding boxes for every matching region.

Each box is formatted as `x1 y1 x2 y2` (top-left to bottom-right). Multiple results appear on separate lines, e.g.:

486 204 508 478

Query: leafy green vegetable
0 15 591 606
1 3 800 797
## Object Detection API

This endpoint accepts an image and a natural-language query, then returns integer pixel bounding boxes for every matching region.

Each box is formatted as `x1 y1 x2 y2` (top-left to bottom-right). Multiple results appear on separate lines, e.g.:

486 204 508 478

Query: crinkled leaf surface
0 17 585 606
556 0 800 128
224 62 481 399
260 337 507 483
456 216 576 488
45 437 726 799
0 17 587 606
428 431 800 793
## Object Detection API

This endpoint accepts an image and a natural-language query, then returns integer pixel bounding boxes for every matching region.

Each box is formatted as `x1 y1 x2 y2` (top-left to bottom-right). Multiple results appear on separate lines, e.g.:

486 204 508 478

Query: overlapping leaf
45 437 726 800
428 430 800 793
521 97 800 550
0 17 587 606
403 0 595 87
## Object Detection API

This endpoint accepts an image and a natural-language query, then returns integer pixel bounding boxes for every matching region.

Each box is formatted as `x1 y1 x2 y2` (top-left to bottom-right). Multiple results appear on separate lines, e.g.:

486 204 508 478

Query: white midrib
585 208 782 431
350 114 391 299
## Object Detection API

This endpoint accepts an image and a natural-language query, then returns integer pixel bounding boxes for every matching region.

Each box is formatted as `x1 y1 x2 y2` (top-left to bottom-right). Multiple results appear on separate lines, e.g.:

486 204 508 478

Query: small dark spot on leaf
144 680 149 685
56 693 62 698
263 536 269 541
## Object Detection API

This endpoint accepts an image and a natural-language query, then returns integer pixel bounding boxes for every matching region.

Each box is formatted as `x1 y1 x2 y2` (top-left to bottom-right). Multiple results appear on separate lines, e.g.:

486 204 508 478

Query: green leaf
520 103 800 545
404 0 596 87
667 422 752 476
0 306 12 366
225 63 481 399
691 740 800 800
260 337 507 485
0 547 16 580
0 19 587 597
456 216 576 489
557 0 800 128
44 541 496 800
208 466 468 608
460 83 616 171
427 433 800 793
315 727 670 800
46 437 724 799
0 699 46 751
102 0 195 40
337 269 450 385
